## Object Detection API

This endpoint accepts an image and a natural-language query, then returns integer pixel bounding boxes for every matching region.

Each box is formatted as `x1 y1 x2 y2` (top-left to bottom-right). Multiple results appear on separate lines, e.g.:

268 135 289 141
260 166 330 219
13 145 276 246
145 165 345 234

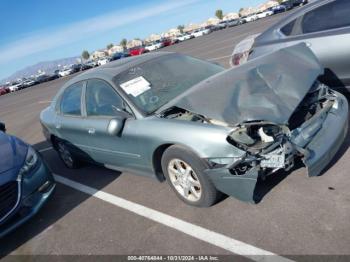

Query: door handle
87 128 95 134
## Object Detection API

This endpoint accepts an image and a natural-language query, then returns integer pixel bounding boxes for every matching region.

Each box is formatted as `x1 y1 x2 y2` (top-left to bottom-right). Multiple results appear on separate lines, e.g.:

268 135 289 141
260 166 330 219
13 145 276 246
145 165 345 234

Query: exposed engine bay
161 81 338 179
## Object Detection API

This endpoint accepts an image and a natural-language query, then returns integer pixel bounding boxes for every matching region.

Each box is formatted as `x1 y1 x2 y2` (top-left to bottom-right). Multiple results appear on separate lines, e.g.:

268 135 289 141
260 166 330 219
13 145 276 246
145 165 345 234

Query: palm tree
81 50 90 61
177 25 185 34
120 38 127 50
107 43 114 50
215 9 223 20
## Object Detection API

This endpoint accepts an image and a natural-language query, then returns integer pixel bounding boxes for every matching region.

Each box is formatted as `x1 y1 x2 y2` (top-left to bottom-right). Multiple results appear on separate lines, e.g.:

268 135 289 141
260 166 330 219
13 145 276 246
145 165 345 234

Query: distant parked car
214 21 228 30
226 19 240 27
97 58 109 66
0 86 9 96
128 46 149 56
21 79 37 88
7 82 21 92
0 122 55 238
270 5 287 14
230 0 350 91
86 60 98 68
71 64 82 73
36 74 59 84
191 28 211 38
145 40 164 51
177 33 193 41
292 0 308 6
281 1 294 10
244 13 259 22
109 52 130 62
58 67 73 77
256 10 273 19
81 63 93 71
161 38 172 47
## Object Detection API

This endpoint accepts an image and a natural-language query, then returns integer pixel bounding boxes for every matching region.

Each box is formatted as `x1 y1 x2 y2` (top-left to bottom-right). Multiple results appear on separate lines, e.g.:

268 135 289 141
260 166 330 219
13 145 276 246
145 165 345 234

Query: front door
82 79 142 171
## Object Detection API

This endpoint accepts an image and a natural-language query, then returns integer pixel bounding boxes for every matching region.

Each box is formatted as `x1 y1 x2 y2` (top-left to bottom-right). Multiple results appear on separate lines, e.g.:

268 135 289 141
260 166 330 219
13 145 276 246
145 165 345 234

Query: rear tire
55 139 80 169
161 145 222 207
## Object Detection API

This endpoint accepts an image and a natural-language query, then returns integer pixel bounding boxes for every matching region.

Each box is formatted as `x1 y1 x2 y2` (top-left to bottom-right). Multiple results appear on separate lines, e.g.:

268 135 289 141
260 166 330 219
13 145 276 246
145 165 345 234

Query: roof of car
64 51 174 86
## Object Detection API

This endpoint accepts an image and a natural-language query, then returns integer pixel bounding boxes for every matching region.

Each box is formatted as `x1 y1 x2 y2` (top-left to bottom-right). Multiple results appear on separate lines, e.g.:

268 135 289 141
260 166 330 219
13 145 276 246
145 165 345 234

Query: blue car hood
0 131 27 184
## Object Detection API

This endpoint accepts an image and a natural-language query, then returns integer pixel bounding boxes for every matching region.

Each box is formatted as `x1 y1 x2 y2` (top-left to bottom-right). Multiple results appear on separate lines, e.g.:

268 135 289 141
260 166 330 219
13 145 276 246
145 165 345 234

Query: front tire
161 145 222 207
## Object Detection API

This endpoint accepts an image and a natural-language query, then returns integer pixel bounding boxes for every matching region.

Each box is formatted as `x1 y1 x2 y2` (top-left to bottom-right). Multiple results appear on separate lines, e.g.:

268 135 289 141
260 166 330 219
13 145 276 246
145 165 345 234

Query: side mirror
107 117 125 136
0 122 6 132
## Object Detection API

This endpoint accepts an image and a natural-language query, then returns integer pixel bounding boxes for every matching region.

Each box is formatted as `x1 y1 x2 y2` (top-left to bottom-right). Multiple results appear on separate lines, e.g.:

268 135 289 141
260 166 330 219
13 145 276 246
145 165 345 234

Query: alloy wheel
167 159 202 202
57 142 74 168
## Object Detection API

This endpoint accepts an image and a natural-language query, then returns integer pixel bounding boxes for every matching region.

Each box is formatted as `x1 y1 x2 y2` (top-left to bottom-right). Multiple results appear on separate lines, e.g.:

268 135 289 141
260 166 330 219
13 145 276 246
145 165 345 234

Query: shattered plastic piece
258 127 274 143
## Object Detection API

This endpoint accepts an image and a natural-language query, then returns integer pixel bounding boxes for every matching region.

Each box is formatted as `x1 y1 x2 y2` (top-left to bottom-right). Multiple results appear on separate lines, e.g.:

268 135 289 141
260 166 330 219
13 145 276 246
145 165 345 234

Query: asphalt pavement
0 10 350 260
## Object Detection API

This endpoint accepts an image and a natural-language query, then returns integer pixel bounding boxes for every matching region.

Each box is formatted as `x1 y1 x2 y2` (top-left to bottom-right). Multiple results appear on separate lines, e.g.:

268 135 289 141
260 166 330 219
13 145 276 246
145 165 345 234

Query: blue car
109 52 130 62
0 122 55 238
270 5 287 14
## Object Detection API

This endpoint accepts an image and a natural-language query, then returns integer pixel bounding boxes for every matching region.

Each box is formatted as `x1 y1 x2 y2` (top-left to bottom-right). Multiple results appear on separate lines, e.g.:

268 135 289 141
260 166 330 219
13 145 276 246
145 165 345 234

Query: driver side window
86 79 125 117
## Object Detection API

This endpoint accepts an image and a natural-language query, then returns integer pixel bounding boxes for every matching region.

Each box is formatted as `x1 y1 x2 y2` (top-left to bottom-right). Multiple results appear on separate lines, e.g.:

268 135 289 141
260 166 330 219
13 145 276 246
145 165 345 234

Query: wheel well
152 144 173 182
50 135 58 149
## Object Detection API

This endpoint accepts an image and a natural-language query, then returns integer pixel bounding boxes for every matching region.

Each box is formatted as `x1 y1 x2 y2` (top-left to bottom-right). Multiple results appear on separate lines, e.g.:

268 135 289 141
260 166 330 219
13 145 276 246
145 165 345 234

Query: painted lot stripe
54 174 293 262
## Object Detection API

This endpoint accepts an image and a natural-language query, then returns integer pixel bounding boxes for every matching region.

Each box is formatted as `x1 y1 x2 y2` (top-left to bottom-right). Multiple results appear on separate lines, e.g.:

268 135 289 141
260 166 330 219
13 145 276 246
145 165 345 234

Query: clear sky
0 0 264 81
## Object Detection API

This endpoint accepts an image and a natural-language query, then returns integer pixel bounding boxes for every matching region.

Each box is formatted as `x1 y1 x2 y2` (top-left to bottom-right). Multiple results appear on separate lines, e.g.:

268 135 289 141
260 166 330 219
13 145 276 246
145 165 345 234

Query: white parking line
38 146 53 153
54 174 293 262
207 54 232 62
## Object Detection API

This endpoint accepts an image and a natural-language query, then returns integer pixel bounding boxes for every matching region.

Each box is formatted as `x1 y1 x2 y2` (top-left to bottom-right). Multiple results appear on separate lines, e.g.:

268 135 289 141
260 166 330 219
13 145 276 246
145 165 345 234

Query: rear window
60 82 83 115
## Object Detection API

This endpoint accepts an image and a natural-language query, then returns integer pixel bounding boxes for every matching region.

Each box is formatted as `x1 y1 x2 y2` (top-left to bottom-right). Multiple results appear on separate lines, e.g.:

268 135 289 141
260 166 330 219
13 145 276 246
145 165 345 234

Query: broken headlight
228 123 285 154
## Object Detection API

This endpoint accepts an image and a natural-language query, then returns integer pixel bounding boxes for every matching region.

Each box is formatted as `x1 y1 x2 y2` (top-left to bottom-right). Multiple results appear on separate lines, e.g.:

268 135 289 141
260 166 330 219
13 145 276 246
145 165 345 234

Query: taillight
229 34 259 67
231 51 250 66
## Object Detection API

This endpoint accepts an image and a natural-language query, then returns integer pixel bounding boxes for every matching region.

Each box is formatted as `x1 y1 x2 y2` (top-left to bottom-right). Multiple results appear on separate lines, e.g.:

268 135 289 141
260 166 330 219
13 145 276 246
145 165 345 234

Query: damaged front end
205 82 348 202
161 44 348 202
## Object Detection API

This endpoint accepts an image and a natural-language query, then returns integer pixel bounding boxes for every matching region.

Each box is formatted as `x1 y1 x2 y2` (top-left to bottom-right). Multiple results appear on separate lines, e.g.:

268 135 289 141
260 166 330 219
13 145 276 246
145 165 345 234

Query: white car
97 58 108 66
58 68 73 77
177 33 192 41
22 79 36 88
145 41 164 51
256 10 273 19
86 60 98 67
8 83 21 92
244 14 258 22
191 28 211 38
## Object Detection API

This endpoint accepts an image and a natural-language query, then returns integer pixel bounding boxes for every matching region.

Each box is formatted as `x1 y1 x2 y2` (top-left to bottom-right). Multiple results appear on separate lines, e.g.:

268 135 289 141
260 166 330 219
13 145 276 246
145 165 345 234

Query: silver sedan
41 45 348 206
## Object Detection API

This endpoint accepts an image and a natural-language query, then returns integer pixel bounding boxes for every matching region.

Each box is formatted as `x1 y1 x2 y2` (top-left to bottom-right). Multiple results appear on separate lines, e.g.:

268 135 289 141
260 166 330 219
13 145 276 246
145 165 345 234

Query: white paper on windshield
120 76 151 97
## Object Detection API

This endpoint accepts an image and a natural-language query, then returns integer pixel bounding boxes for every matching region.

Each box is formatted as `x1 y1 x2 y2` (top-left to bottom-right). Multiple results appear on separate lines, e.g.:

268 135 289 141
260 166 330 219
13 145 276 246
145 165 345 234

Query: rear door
55 81 92 160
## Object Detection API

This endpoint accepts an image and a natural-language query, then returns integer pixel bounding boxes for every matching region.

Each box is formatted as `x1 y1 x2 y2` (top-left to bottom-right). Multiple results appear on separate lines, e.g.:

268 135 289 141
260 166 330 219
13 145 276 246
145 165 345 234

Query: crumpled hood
0 132 27 181
168 43 323 125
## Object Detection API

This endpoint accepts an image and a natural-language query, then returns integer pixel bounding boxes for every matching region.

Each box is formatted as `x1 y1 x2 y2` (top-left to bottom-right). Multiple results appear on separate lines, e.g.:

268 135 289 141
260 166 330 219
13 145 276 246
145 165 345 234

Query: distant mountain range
1 56 80 84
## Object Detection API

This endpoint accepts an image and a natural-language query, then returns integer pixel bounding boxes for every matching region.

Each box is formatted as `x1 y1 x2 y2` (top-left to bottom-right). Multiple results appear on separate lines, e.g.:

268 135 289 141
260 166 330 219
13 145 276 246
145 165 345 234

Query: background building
91 50 107 60
126 39 143 49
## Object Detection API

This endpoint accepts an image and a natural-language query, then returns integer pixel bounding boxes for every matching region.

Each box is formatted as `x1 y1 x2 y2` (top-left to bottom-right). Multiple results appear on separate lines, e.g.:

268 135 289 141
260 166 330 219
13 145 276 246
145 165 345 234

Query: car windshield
113 54 224 115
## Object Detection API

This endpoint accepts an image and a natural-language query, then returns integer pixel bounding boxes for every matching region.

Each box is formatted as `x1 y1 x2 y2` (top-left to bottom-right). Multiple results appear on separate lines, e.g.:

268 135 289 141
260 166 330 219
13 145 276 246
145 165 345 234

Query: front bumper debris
206 90 348 202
